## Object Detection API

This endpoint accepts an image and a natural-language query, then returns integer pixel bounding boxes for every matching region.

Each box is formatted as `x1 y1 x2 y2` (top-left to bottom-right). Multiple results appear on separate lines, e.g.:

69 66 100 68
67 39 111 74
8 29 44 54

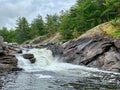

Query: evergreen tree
59 0 120 40
0 27 9 42
15 17 30 44
30 15 45 39
45 14 60 35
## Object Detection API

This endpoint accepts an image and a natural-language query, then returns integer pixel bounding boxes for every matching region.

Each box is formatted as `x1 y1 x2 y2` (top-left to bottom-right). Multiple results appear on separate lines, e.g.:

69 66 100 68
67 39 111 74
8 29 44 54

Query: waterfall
4 48 120 90
16 48 56 72
16 48 119 76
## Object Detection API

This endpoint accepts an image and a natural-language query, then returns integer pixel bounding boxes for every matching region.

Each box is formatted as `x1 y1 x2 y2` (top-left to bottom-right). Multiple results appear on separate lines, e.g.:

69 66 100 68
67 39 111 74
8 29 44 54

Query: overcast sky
0 0 76 29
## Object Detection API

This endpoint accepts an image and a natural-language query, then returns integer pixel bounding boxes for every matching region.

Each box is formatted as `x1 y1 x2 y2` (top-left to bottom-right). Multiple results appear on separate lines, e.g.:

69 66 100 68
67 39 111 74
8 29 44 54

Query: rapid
3 48 120 90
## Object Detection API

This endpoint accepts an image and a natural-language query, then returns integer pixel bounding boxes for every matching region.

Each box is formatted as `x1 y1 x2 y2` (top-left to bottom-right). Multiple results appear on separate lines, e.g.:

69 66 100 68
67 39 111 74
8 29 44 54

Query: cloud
0 0 76 29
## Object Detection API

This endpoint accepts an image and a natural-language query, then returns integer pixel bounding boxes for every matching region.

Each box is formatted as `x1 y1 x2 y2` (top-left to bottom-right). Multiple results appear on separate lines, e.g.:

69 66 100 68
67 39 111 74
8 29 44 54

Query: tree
0 27 9 42
8 29 17 42
59 0 120 40
101 0 120 19
45 14 60 35
15 17 30 44
30 15 45 39
59 12 74 39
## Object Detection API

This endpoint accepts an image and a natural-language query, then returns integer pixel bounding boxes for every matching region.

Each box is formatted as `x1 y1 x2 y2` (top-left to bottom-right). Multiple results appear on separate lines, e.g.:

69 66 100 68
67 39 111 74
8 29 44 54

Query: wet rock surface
0 36 21 88
0 37 20 73
48 36 120 73
21 35 120 73
23 54 36 63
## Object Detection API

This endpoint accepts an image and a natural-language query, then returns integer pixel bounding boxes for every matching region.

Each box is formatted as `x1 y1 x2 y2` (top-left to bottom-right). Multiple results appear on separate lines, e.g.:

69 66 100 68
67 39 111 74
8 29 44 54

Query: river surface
3 48 120 90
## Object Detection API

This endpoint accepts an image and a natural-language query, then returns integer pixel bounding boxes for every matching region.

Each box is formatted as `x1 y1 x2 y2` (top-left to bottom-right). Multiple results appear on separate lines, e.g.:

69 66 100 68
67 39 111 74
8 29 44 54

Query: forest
0 0 120 44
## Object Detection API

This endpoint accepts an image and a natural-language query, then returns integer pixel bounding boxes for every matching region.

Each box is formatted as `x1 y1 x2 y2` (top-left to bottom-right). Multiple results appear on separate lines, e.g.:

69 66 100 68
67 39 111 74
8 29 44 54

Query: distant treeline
0 0 120 44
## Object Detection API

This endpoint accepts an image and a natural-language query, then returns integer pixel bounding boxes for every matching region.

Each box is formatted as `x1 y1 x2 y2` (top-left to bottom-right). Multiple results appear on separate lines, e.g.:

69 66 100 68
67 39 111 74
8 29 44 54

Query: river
2 48 120 90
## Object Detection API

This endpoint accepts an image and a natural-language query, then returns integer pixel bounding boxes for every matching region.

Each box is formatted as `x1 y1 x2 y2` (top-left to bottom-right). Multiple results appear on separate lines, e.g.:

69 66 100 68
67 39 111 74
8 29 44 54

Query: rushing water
3 48 120 90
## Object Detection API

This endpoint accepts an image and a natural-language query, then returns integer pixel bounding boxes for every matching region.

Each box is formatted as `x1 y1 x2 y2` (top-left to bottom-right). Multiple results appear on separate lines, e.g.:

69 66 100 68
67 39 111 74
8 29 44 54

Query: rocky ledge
0 36 21 76
48 36 120 73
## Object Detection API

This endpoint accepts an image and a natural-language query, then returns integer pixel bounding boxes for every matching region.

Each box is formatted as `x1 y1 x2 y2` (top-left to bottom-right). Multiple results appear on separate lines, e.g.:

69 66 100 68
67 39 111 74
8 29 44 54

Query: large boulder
48 22 120 73
61 36 120 72
23 54 36 63
48 35 120 73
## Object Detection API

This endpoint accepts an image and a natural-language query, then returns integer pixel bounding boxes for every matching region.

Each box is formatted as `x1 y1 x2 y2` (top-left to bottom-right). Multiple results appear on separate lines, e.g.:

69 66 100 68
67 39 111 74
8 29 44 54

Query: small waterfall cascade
4 48 120 90
16 48 59 72
16 48 119 76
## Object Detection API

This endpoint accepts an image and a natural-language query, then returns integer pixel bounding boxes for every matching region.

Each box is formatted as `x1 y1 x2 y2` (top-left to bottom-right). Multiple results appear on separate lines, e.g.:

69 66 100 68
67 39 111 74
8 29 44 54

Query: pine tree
30 15 45 39
15 17 30 44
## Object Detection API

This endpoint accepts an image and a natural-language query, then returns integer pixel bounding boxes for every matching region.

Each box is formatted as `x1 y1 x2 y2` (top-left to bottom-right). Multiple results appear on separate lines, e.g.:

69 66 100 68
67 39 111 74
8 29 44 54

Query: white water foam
34 74 53 79
16 48 120 77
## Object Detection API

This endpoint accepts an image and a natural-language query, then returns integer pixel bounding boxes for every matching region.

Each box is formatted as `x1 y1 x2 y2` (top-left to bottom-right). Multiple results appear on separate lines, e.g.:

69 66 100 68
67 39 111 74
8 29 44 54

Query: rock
29 35 46 44
23 54 34 59
7 43 22 54
0 36 21 74
51 36 120 73
0 36 4 46
47 43 64 57
114 39 120 49
23 54 36 63
0 55 21 73
0 55 17 65
0 36 7 55
29 58 36 63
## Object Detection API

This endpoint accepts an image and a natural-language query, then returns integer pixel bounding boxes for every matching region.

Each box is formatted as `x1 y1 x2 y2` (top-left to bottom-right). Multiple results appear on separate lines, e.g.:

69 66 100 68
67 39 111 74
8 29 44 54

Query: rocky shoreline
0 36 22 89
21 35 120 73
0 35 120 88
49 36 120 73
1 32 120 88
0 37 20 74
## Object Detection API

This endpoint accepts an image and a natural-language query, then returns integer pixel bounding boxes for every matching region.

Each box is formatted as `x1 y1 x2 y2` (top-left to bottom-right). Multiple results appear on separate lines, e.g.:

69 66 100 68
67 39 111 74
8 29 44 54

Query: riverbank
21 22 120 73
0 36 21 74
0 21 120 89
1 22 120 74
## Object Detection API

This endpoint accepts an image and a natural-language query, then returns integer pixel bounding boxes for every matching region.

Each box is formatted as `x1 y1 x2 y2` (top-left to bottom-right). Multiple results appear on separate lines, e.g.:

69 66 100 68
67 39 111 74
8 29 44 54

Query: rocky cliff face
0 36 21 76
49 22 120 73
61 36 120 72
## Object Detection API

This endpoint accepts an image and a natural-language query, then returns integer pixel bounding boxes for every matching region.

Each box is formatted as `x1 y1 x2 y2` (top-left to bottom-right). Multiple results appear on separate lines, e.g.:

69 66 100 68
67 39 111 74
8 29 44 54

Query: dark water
2 70 120 90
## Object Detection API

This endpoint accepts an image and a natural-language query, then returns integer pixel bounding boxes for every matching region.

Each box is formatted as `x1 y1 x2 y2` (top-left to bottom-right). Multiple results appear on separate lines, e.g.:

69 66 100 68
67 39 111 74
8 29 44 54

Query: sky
0 0 76 29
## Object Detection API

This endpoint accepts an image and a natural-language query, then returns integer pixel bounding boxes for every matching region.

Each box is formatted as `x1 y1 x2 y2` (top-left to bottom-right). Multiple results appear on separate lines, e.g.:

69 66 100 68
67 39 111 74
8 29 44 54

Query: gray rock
0 36 4 46
52 36 120 73
0 36 21 75
23 54 36 63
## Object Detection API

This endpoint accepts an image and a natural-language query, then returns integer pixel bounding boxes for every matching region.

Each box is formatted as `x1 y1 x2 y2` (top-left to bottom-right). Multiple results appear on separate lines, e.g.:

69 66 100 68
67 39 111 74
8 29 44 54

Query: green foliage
0 0 120 43
110 18 120 39
30 15 45 39
72 29 80 38
45 14 60 35
111 18 120 26
0 27 9 42
110 29 120 39
59 12 74 40
0 27 17 43
15 17 30 44
59 0 120 40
